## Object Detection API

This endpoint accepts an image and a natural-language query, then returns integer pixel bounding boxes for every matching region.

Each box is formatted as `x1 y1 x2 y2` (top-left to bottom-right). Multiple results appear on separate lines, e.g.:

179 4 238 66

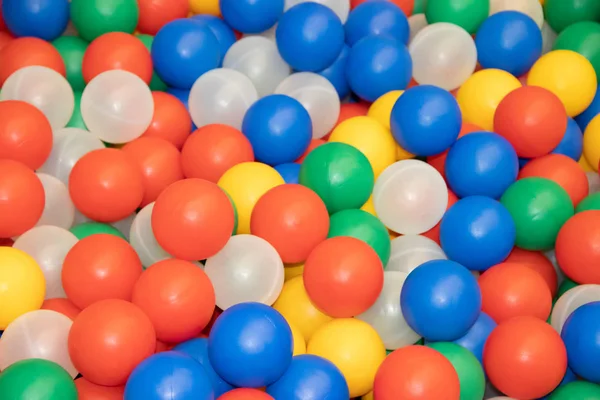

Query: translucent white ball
223 36 291 98
387 235 447 274
588 171 600 194
243 24 277 41
408 13 428 43
73 210 136 240
373 160 448 235
130 203 171 269
81 70 154 144
285 0 350 23
490 0 544 28
356 271 421 349
204 234 284 310
0 66 74 129
188 68 258 130
551 284 600 334
541 21 557 55
274 72 340 139
0 310 77 377
35 173 75 230
409 22 477 91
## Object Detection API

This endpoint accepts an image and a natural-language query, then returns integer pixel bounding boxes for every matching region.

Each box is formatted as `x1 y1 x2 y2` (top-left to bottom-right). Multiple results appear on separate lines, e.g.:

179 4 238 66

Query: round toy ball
500 177 574 250
242 94 312 165
191 15 237 65
561 302 600 383
409 23 476 91
297 138 327 163
476 11 543 77
275 163 301 184
0 37 66 86
151 179 234 261
425 0 488 34
286 0 349 23
42 298 80 321
583 115 600 171
137 0 188 35
374 345 460 400
556 211 600 284
553 117 583 161
300 142 374 214
135 34 167 91
209 303 292 387
304 236 384 318
75 377 124 399
440 196 515 271
551 284 600 335
1 66 74 129
346 35 412 102
544 0 600 34
219 389 274 399
576 85 600 131
70 0 138 42
35 173 75 229
505 247 559 297
387 234 447 274
0 359 77 400
368 91 403 131
69 221 125 241
129 203 171 268
551 381 600 400
576 193 600 213
52 36 88 91
141 92 192 150
453 312 497 364
484 316 567 399
490 0 544 27
391 85 461 156
317 44 350 99
2 0 69 41
276 2 344 72
221 0 283 34
345 0 409 46
0 160 45 238
554 21 600 77
401 259 481 341
373 160 448 235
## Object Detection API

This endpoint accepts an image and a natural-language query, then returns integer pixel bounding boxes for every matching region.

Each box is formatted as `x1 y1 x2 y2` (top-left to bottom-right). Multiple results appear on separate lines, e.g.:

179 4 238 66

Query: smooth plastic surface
285 0 349 23
386 234 447 274
345 0 409 46
551 284 600 334
0 359 77 400
490 0 544 28
35 173 75 230
129 203 170 268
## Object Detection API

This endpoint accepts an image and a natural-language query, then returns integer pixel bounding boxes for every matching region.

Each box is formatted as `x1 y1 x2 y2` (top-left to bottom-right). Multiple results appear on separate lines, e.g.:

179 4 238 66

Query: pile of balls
2 0 600 398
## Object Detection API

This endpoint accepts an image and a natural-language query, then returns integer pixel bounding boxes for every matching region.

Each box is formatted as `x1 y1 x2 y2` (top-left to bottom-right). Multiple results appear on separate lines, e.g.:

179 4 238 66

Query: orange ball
519 154 588 206
0 37 65 85
373 345 460 400
494 86 567 158
75 378 125 400
137 0 189 35
351 0 414 15
62 234 143 309
122 137 184 207
422 189 458 244
0 31 13 52
483 316 567 399
82 32 153 84
141 92 192 150
132 259 216 343
218 388 274 400
427 122 481 179
41 298 81 321
0 159 44 238
151 178 234 261
69 148 144 222
251 184 330 264
555 211 600 284
479 262 552 324
296 139 326 164
181 124 254 183
68 299 156 386
505 248 557 297
303 236 384 317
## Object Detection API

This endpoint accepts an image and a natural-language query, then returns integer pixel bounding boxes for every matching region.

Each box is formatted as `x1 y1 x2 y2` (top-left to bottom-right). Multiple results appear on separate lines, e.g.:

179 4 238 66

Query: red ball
0 31 13 52
218 389 274 400
555 211 600 284
296 139 326 164
303 236 384 317
0 37 65 86
351 0 414 16
141 92 192 150
75 378 124 400
137 0 189 35
505 248 557 297
484 316 567 399
41 298 81 321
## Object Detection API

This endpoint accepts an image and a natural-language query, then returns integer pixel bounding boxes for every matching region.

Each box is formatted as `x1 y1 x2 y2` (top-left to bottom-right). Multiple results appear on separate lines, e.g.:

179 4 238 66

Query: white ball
223 36 291 98
285 0 350 23
373 160 448 235
243 24 278 41
73 210 136 240
587 171 600 194
0 66 74 129
188 68 258 130
408 13 428 43
130 203 171 268
356 271 421 349
204 234 284 310
490 0 544 28
13 226 78 299
409 22 477 91
35 173 75 230
81 70 154 144
551 284 600 334
275 72 340 139
0 310 77 377
541 21 557 55
387 235 447 274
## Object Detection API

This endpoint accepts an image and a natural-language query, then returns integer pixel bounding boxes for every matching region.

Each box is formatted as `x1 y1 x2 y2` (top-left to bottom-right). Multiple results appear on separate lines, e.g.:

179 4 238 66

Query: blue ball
575 85 600 131
124 351 214 400
191 15 237 66
220 0 283 34
452 312 496 364
166 87 197 131
318 45 351 99
475 11 542 77
561 301 600 383
276 2 345 72
518 157 531 169
390 85 462 156
266 354 349 400
208 302 293 387
445 132 519 199
400 259 482 341
173 338 233 397
440 196 516 272
275 163 301 184
152 19 221 89
2 0 69 41
552 117 583 161
242 94 312 166
345 0 410 46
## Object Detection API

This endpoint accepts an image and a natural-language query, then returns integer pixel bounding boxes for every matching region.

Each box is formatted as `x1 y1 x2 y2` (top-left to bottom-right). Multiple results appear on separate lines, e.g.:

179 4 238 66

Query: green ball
328 209 391 265
413 0 427 14
553 21 600 79
137 34 168 92
425 0 489 34
0 359 77 400
426 342 485 400
299 142 374 214
67 92 88 129
545 0 600 33
500 177 574 251
557 277 579 298
52 36 88 92
576 192 600 213
550 381 600 399
70 0 139 42
70 222 127 240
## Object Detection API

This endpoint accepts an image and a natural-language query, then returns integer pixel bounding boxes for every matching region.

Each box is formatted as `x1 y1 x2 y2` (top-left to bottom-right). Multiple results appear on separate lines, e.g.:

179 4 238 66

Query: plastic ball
41 298 80 321
135 34 168 91
75 378 124 400
174 340 233 396
553 21 600 80
141 91 192 149
345 0 409 46
275 163 301 184
1 0 68 40
505 247 558 296
368 90 402 131
550 382 600 400
551 284 600 334
219 389 274 400
484 316 567 399
191 15 236 66
128 203 171 268
544 0 600 33
317 44 350 99
387 234 447 273
52 36 87 92
425 0 488 34
34 173 74 229
190 0 220 16
0 359 77 400
555 211 600 284
576 85 600 131
67 91 87 129
70 0 138 42
490 0 544 27
137 0 188 35
69 222 125 241
452 312 497 364
224 0 283 33
0 36 65 86
552 117 583 161
583 114 600 171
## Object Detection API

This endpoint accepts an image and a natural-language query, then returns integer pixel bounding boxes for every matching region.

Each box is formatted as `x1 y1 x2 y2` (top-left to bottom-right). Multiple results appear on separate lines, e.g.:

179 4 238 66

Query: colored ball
552 117 583 161
136 34 168 91
75 378 124 399
69 222 125 240
52 36 88 92
368 90 403 131
191 15 237 65
554 21 600 80
41 298 80 321
544 0 600 33
190 0 220 16
551 284 600 335
67 91 87 129
555 211 600 284
1 0 69 41
583 114 600 171
452 312 497 364
218 389 274 400
141 91 192 149
505 247 558 297
275 163 301 184
0 37 65 86
221 0 282 34
576 85 600 131
137 0 188 35
550 381 600 400
345 0 409 46
425 0 489 34
318 44 350 98
577 193 600 213
0 359 77 400
70 0 138 42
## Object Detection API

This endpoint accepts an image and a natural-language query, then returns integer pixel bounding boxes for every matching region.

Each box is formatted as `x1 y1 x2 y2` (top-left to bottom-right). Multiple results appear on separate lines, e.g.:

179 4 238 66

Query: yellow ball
580 154 595 172
189 0 221 16
360 195 377 217
527 50 598 117
0 247 45 329
368 90 403 130
289 321 307 356
307 318 386 397
584 114 600 172
284 262 304 281
218 162 285 234
362 391 374 400
457 69 522 131
329 116 396 178
272 276 332 341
